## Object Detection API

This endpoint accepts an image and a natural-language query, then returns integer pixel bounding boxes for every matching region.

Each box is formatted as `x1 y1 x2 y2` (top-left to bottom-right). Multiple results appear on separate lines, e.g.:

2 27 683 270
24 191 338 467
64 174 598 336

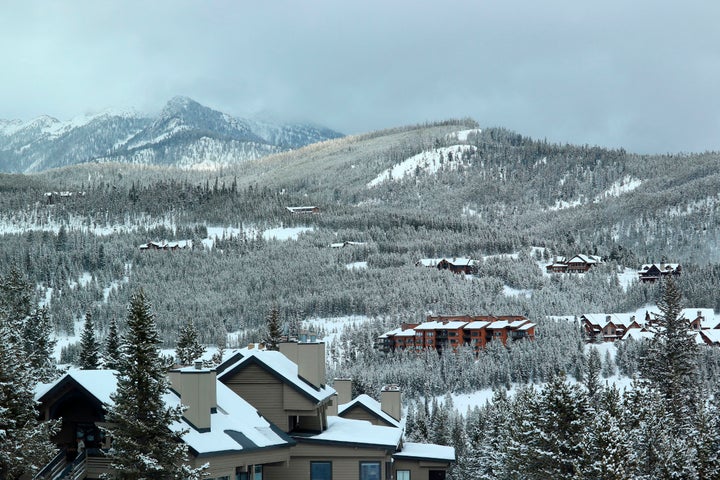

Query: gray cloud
1 0 718 153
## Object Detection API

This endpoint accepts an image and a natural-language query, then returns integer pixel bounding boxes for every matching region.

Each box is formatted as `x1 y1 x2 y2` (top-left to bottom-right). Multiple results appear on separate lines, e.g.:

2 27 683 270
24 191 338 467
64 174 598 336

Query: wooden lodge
638 263 681 283
416 257 477 275
546 254 602 274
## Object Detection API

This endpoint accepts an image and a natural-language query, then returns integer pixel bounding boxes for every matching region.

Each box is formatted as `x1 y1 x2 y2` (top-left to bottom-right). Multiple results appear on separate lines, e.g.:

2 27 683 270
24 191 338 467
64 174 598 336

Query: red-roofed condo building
378 314 536 354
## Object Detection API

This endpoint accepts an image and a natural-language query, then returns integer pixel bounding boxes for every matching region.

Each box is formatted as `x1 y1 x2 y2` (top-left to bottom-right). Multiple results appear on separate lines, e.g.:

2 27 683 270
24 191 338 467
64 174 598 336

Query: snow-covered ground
304 315 372 345
262 226 313 241
345 261 368 270
450 128 482 142
202 225 314 249
502 285 532 298
367 145 477 188
549 176 642 211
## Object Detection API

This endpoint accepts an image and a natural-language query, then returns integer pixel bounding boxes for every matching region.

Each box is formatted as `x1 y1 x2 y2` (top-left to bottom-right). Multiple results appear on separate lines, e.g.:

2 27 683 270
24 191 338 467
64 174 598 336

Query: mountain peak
162 96 202 115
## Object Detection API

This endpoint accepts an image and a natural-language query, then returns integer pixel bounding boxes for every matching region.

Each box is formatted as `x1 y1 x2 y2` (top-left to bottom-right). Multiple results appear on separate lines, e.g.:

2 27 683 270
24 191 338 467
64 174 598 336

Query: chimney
280 341 326 388
327 394 339 416
170 363 217 432
381 384 402 422
334 378 353 406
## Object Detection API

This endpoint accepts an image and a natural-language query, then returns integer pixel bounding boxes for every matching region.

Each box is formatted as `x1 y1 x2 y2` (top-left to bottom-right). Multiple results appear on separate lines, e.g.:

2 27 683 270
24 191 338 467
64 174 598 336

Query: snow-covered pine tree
104 290 203 479
584 345 602 402
263 307 283 351
0 323 58 479
79 311 100 369
104 317 122 370
175 320 205 366
532 374 589 480
23 306 57 381
642 277 700 427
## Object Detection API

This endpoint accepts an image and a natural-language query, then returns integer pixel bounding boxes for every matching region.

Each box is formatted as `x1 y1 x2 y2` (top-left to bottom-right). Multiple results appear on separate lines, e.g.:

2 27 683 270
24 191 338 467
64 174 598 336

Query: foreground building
35 342 453 479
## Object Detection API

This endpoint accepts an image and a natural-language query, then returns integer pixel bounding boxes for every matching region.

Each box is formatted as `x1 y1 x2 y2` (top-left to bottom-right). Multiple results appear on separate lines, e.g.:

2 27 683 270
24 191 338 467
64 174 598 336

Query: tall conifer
104 290 202 479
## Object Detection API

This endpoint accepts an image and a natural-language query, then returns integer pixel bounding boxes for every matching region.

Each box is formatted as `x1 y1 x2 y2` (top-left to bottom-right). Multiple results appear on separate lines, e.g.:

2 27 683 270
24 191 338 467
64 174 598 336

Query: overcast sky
1 0 718 153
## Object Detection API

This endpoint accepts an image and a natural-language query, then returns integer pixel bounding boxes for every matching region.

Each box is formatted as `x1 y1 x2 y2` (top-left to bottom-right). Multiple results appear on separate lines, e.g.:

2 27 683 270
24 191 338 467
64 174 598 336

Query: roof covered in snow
35 369 294 457
393 442 455 462
296 416 402 449
337 394 401 428
217 347 335 403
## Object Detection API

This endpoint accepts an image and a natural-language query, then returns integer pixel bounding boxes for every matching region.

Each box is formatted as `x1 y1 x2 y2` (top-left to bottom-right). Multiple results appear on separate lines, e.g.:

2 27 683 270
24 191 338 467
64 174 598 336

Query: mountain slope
0 97 342 172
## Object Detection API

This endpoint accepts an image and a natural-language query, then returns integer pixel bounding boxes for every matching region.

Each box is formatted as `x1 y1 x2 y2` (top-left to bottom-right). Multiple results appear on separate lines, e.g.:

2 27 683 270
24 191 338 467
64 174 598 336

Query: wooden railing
61 450 86 480
33 449 66 480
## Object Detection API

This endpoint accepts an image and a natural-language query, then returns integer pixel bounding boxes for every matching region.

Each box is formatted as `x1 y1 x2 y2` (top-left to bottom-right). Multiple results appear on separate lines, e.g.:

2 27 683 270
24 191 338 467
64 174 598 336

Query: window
253 465 262 480
311 461 332 480
360 461 381 480
397 470 410 480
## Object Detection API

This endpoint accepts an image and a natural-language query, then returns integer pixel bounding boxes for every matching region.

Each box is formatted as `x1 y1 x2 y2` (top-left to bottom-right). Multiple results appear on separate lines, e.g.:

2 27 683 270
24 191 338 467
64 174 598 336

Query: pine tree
263 307 283 351
23 306 57 381
104 317 122 370
584 346 602 402
175 321 206 366
642 277 700 427
0 324 58 479
79 311 100 369
104 290 203 479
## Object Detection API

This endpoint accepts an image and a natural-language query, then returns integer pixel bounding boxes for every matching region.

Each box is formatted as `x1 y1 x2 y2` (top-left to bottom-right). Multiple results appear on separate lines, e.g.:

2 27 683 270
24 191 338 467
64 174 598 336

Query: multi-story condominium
378 315 536 354
34 342 453 480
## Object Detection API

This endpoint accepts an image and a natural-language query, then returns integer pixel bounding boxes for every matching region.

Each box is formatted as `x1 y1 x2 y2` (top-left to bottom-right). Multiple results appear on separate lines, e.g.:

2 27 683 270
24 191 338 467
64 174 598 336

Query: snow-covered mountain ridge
0 97 343 172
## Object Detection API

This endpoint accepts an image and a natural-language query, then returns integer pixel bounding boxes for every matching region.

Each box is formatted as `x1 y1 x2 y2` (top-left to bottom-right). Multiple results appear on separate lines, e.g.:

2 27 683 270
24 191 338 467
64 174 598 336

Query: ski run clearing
367 144 477 188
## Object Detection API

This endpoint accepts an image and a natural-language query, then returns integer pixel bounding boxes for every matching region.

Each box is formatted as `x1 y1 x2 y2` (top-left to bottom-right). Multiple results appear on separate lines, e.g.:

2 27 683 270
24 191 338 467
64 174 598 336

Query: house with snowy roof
583 308 719 343
545 254 602 273
138 239 192 251
638 263 681 283
416 257 477 275
35 342 453 480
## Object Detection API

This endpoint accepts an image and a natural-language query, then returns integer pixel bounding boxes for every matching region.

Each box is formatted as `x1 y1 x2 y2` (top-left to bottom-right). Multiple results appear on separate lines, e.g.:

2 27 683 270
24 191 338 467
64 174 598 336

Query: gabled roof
568 254 601 264
217 347 335 404
700 330 720 345
337 394 401 428
394 328 417 338
35 369 294 457
462 321 491 330
486 321 509 329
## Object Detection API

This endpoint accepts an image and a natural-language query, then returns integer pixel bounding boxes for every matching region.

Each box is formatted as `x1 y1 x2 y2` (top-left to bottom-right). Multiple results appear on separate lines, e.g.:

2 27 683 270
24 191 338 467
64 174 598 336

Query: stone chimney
279 341 326 388
169 361 217 432
381 384 402 422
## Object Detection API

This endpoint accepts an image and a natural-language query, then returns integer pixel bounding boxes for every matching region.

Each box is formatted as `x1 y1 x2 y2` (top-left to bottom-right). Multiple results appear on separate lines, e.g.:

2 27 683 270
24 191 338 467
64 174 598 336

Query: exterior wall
264 442 392 480
188 449 291 478
393 458 450 480
223 364 288 431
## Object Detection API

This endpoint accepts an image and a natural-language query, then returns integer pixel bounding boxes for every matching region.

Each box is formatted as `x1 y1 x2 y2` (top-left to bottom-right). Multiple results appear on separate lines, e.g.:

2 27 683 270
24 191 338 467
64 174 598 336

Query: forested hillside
1 119 720 355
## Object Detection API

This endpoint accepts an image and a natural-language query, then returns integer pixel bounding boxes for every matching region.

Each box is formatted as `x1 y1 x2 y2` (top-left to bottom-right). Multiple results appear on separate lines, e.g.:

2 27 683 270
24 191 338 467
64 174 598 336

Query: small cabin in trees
416 257 477 275
638 263 681 283
286 206 320 214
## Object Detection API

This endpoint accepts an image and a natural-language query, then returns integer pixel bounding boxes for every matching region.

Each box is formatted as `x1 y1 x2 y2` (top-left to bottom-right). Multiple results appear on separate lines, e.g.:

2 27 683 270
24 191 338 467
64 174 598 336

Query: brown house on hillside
416 258 477 275
546 254 602 273
638 263 681 283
